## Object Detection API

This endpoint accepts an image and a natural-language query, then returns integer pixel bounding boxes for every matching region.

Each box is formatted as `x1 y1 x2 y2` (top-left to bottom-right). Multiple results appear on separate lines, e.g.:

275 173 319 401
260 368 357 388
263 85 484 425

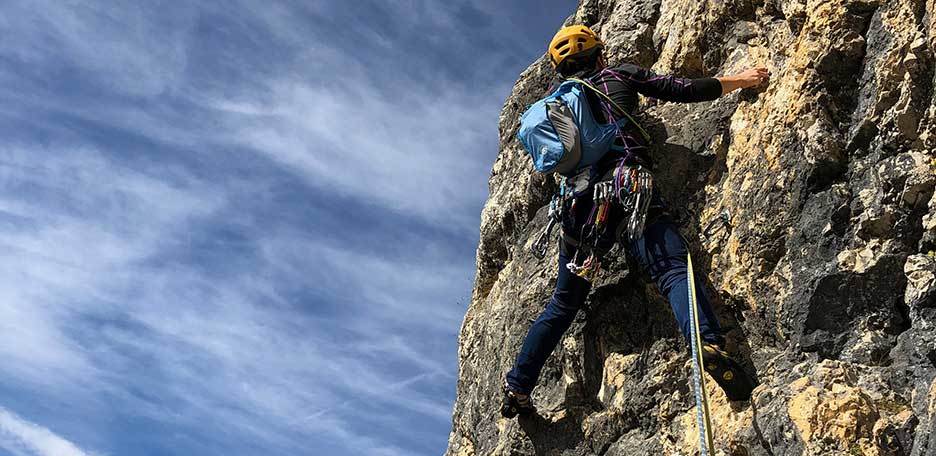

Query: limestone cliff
448 0 936 454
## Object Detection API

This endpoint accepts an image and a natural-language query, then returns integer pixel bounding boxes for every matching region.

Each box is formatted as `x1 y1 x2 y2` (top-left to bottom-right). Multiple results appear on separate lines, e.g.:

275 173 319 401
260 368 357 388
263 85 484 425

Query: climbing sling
687 251 716 454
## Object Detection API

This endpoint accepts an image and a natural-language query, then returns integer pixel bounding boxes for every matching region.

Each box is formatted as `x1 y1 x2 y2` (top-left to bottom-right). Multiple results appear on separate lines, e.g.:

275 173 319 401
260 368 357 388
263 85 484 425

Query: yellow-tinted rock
787 362 881 451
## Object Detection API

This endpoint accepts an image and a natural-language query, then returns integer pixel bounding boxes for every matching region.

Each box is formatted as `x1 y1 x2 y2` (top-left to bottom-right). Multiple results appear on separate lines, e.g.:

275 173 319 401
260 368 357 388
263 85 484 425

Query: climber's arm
716 68 770 95
617 64 770 101
618 63 723 103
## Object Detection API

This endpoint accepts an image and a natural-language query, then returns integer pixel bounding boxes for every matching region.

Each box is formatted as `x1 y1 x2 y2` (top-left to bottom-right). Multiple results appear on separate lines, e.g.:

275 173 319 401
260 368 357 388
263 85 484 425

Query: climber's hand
718 67 770 95
737 67 770 88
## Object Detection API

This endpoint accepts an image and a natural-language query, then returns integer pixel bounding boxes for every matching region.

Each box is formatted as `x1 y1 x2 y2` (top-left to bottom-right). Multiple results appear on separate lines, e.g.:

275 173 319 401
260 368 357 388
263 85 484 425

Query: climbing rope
687 250 716 454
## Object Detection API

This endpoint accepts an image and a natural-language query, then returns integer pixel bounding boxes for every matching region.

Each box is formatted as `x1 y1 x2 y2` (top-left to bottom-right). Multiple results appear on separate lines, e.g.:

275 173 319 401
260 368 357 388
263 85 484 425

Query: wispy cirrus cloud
0 1 571 455
0 144 460 454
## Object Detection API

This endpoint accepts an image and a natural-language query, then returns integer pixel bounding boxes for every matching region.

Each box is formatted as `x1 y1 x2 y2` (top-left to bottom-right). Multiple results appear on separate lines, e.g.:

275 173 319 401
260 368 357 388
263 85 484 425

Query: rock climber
502 24 770 418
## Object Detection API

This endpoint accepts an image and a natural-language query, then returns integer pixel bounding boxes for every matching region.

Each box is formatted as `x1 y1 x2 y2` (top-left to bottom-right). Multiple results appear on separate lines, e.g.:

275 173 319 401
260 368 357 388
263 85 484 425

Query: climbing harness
567 178 612 280
687 250 716 454
566 167 592 194
529 72 655 275
557 163 655 281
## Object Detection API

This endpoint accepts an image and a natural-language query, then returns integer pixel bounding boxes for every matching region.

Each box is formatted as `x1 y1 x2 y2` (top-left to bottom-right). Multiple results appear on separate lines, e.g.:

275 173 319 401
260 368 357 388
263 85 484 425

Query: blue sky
0 1 571 455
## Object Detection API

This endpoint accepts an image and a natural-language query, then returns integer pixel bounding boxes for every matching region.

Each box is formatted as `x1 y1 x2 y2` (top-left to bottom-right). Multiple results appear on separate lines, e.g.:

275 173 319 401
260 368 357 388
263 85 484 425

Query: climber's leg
628 218 723 345
506 240 591 396
628 218 756 401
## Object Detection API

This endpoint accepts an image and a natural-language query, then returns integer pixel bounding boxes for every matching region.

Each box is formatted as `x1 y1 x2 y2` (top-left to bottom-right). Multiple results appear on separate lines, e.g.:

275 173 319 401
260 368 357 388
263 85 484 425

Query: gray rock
448 0 936 454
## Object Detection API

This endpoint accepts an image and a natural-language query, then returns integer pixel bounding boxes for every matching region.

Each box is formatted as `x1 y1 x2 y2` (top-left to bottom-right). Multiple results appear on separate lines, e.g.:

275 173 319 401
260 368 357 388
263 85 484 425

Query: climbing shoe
500 384 535 418
701 343 757 402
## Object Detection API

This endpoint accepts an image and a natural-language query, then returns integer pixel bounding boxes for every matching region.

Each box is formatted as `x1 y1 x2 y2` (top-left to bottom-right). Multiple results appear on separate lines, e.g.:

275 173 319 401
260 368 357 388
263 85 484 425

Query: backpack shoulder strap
567 77 652 143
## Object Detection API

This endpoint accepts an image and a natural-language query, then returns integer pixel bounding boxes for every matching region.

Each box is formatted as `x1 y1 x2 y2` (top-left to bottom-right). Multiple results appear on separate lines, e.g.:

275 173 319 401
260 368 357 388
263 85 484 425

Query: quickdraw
530 177 576 260
702 209 732 241
566 179 614 281
531 191 562 260
613 164 653 243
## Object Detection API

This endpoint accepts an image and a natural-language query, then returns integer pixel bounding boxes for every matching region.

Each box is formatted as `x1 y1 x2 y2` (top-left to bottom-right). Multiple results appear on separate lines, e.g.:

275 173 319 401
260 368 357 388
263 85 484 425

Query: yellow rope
687 251 716 452
567 77 652 142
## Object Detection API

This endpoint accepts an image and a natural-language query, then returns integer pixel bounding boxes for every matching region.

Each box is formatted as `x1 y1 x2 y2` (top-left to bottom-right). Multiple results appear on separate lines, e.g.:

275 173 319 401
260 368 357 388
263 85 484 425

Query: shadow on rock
699 257 762 386
517 410 586 456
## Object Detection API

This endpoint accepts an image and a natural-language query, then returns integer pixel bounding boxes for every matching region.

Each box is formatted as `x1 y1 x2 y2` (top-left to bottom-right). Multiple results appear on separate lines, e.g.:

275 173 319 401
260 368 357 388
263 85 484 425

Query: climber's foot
500 384 535 418
702 343 757 402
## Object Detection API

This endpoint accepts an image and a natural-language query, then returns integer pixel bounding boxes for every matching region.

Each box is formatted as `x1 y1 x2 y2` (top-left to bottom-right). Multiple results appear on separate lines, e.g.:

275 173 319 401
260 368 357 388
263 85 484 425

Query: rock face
448 0 936 455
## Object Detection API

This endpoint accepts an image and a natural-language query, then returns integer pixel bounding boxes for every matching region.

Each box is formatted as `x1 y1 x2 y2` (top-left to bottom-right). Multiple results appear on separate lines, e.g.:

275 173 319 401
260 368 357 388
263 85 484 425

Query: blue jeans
505 216 723 395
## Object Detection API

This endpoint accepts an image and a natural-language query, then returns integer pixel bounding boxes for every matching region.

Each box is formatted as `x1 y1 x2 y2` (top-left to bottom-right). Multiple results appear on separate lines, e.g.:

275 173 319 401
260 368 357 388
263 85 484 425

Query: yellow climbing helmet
548 25 603 69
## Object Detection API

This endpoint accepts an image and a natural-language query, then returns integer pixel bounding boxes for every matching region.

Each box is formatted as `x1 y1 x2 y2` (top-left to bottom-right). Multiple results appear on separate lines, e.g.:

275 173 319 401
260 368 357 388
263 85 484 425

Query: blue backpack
517 76 649 175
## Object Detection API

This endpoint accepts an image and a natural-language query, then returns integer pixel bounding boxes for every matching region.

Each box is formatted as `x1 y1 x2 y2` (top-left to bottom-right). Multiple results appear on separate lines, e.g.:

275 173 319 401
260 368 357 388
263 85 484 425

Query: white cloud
0 145 225 389
0 1 195 97
227 76 500 229
1 1 506 230
0 142 464 453
0 407 94 456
